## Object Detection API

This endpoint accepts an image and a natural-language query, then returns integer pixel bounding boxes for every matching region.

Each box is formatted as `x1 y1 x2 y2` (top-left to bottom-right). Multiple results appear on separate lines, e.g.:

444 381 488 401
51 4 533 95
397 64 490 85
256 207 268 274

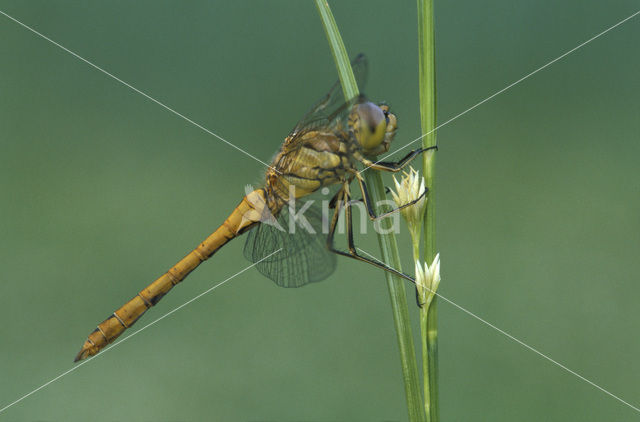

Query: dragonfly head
350 101 397 156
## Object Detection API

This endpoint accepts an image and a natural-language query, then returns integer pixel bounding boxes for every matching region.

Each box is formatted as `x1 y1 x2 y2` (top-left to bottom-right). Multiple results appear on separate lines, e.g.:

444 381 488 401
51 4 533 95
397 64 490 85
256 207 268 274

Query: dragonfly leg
326 185 417 286
351 172 427 221
360 145 437 172
329 175 355 209
326 187 345 245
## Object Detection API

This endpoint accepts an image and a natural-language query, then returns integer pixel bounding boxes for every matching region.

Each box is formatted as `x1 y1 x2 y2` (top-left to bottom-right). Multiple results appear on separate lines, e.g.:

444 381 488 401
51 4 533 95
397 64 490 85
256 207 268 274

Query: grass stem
315 1 425 421
417 0 439 420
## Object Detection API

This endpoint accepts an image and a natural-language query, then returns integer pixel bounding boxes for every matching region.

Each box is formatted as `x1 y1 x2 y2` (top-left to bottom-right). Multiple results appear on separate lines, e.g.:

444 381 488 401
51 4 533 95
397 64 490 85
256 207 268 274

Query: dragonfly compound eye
353 102 387 152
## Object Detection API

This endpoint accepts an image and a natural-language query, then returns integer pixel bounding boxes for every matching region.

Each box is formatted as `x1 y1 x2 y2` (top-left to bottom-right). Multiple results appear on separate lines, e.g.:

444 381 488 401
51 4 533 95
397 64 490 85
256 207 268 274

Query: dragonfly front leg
326 183 417 285
350 171 427 221
360 145 437 173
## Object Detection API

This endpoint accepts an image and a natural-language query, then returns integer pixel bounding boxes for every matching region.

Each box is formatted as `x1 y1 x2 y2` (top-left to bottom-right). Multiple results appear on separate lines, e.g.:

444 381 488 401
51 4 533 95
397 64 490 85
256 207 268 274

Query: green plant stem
411 237 432 421
315 1 424 421
366 171 424 422
417 0 439 420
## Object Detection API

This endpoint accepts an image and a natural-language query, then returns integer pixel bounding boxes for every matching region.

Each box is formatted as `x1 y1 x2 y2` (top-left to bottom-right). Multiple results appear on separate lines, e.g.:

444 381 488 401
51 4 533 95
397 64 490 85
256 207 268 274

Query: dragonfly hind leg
325 185 417 286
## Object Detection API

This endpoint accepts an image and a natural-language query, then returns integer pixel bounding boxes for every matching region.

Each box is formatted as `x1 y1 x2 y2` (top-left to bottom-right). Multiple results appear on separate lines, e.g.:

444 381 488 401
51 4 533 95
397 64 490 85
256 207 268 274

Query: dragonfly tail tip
74 341 97 362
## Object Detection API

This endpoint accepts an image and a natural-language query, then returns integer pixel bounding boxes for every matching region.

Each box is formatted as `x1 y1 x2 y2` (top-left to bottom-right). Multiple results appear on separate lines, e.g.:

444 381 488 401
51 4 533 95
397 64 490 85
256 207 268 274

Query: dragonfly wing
243 202 336 288
290 54 368 136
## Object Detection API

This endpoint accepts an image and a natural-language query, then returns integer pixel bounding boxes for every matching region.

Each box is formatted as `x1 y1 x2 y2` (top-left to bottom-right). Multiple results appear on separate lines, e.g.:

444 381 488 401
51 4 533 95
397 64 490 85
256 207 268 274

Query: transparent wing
290 54 368 136
243 201 336 288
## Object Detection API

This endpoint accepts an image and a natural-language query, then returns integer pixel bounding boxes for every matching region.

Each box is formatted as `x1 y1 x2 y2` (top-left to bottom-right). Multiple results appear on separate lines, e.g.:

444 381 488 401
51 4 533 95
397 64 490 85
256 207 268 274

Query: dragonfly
74 54 436 362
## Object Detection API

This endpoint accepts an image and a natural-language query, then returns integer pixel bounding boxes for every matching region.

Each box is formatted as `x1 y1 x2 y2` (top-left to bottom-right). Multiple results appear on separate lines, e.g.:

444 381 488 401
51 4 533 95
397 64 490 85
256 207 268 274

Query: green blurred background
1 1 639 420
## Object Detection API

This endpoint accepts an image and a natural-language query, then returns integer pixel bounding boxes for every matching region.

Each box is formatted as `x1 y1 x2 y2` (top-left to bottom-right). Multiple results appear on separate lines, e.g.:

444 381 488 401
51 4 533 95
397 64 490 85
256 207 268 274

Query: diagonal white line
356 247 640 414
0 249 282 415
360 9 640 173
0 9 279 173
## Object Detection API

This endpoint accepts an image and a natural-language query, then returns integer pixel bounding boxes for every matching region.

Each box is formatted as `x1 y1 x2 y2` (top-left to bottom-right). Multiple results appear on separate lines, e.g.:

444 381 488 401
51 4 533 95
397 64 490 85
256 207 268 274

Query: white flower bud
415 253 441 307
388 166 427 234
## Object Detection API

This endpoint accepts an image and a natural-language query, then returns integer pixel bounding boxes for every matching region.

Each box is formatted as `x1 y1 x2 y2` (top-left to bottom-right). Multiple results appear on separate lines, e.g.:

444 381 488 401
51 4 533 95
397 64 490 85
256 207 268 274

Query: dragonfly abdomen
74 189 269 361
